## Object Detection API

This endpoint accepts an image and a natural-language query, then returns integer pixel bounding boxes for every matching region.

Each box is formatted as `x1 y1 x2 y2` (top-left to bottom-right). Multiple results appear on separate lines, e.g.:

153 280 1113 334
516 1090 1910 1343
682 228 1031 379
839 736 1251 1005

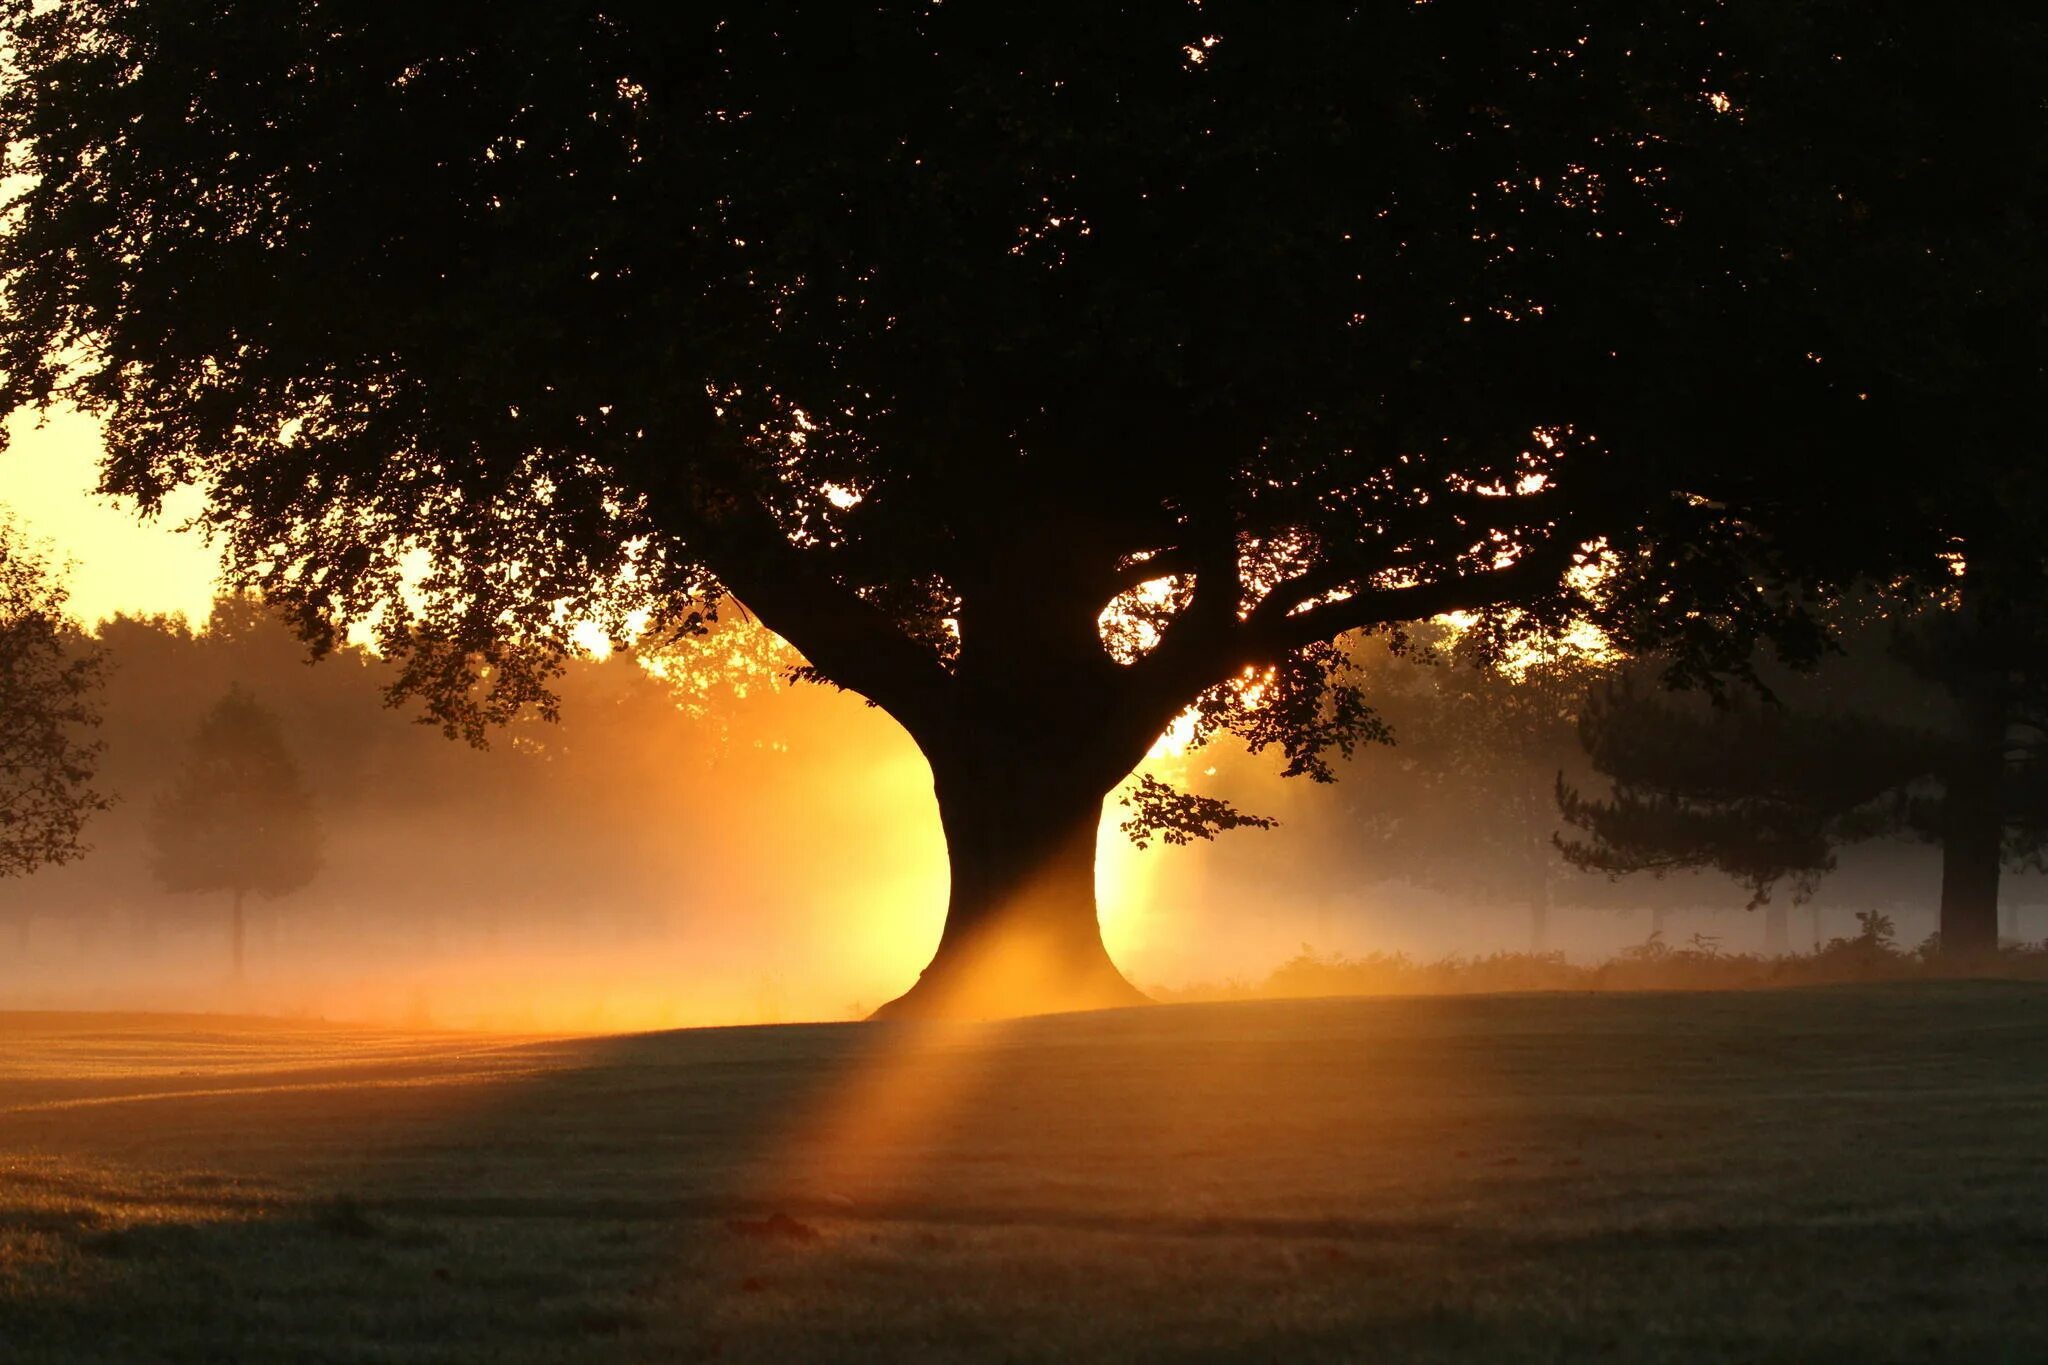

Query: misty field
2 985 2045 1363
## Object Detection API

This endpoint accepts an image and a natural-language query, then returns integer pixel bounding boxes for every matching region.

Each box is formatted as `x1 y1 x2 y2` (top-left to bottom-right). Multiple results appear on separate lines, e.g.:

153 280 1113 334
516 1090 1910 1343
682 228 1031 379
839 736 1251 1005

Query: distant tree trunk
2000 901 2018 944
1938 679 2005 954
1648 904 1666 939
1529 876 1551 954
229 886 246 981
1808 903 1823 950
1762 902 1789 956
873 738 1146 1020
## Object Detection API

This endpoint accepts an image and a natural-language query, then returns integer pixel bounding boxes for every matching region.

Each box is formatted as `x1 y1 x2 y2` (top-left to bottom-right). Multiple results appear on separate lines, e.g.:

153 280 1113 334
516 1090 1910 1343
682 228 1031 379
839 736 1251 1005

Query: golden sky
1 406 223 624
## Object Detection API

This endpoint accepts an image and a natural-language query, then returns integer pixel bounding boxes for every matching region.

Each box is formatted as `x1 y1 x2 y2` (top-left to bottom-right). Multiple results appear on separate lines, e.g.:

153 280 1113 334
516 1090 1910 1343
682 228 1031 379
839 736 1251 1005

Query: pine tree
149 687 321 978
1556 598 2048 954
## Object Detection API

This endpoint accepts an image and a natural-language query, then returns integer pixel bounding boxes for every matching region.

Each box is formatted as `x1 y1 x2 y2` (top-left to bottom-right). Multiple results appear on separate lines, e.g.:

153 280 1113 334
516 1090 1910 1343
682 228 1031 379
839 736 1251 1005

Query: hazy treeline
0 598 952 1028
4 599 2041 1029
1141 625 2048 984
1161 916 2048 1007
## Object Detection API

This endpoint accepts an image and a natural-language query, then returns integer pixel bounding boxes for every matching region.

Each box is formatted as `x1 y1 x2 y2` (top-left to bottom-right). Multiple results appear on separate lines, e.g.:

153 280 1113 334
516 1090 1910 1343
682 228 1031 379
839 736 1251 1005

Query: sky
1 405 224 624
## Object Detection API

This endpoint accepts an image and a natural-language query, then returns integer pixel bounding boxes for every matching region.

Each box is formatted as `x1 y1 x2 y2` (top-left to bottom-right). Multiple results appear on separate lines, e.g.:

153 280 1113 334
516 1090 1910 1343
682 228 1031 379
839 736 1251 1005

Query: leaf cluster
0 515 108 877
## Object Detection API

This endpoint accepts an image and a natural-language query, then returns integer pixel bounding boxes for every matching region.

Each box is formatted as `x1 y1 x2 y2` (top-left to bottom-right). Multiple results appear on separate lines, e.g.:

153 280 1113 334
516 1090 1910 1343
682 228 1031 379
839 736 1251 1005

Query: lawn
1 984 2044 1362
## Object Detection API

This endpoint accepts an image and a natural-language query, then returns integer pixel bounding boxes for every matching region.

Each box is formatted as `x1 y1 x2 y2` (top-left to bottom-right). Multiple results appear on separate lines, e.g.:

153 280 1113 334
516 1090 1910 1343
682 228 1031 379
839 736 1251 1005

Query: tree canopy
3 1 2033 1013
0 3 1916 722
150 684 322 977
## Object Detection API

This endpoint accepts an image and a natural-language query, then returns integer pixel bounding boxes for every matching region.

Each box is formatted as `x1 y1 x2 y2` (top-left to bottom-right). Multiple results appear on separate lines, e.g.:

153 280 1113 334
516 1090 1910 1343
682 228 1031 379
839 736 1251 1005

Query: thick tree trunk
1938 682 2006 955
230 887 246 981
873 749 1148 1020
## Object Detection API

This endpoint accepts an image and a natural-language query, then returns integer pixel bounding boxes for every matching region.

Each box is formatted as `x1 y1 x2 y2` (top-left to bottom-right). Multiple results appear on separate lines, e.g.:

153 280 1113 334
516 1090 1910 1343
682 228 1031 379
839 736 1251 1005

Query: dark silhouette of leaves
0 515 107 881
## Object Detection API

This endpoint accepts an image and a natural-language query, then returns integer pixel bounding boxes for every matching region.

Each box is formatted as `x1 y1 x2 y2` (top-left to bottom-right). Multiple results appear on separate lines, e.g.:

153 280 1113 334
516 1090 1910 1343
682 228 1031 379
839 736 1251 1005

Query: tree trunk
1808 903 1823 950
1762 902 1789 956
230 887 246 981
1938 681 2005 955
873 748 1147 1020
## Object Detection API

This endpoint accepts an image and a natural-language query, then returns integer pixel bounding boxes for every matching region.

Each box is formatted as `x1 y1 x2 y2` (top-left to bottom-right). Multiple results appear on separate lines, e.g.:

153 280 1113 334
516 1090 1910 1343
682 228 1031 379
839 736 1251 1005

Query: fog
0 599 2024 1032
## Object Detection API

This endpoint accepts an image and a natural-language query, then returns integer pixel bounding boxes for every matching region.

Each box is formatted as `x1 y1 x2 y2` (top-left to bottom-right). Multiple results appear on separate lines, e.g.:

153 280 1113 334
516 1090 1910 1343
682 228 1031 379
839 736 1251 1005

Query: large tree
0 515 107 937
0 2 2012 1014
149 686 322 979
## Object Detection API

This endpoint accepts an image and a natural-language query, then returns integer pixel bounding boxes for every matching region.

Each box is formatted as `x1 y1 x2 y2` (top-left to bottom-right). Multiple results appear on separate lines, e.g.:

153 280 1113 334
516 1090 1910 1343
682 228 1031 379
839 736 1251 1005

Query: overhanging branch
1254 538 1586 656
647 427 955 729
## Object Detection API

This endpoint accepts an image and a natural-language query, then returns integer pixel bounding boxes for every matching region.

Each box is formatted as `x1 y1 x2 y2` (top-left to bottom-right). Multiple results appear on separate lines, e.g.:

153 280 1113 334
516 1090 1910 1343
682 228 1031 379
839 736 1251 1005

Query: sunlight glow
0 406 222 625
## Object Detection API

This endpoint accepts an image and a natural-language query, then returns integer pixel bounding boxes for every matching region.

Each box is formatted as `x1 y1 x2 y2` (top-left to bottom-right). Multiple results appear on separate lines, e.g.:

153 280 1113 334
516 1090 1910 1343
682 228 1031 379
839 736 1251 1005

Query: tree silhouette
1558 605 2048 953
149 687 322 979
1 3 2022 1013
1337 629 1611 954
0 516 107 942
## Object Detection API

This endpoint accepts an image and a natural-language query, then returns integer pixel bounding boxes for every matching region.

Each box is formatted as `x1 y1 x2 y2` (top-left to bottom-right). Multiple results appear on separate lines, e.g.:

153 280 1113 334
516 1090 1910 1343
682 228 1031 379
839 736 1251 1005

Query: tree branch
697 494 955 730
1251 528 1592 657
639 406 955 730
1100 545 1197 602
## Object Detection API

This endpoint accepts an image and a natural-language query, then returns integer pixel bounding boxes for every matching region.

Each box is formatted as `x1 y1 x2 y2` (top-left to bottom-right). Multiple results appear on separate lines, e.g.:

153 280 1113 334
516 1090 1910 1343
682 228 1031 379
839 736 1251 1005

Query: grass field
1 984 2045 1362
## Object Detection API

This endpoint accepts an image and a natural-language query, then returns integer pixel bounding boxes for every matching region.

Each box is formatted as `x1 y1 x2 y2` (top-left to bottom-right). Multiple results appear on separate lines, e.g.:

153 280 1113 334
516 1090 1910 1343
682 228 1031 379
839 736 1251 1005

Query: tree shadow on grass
4 986 2048 1361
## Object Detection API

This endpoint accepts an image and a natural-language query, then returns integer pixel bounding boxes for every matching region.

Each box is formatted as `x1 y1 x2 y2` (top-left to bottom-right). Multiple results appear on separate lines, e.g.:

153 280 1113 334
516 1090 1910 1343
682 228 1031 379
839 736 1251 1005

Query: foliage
0 0 1958 801
0 514 106 879
9 3 2044 1009
148 686 322 902
1556 657 1948 904
1560 592 2048 958
1335 626 1612 903
1117 773 1276 850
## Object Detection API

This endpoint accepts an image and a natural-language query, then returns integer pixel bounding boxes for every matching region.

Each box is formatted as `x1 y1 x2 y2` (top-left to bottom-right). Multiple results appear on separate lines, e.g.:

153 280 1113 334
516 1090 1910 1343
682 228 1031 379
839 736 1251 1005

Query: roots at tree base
869 920 1152 1021
877 759 1154 1020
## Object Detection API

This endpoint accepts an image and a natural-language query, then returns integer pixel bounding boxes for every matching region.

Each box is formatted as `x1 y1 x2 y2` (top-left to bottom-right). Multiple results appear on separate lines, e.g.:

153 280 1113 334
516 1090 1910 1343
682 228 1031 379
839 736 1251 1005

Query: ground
0 984 2044 1363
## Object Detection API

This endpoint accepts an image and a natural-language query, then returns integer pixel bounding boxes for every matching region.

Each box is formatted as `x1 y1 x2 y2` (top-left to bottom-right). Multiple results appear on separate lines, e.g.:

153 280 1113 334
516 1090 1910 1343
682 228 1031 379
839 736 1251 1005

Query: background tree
0 513 106 943
3 597 940 1022
149 686 323 979
1337 630 1612 954
3 2 2019 1014
1557 606 2048 953
1159 628 1715 958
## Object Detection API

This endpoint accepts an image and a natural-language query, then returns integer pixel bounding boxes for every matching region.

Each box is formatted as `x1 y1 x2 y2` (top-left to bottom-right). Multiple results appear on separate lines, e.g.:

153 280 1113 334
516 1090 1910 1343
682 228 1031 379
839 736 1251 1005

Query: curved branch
699 497 955 732
1254 538 1586 656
